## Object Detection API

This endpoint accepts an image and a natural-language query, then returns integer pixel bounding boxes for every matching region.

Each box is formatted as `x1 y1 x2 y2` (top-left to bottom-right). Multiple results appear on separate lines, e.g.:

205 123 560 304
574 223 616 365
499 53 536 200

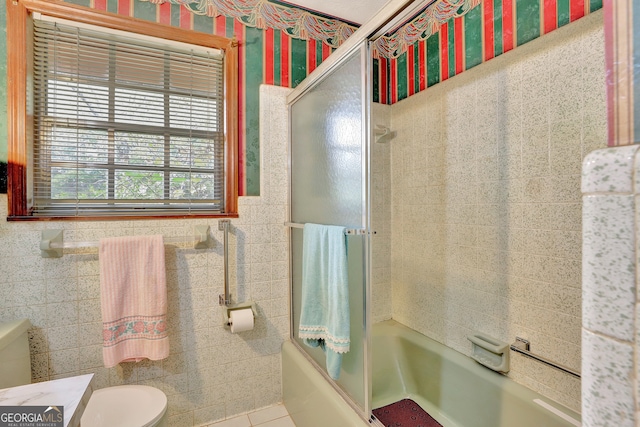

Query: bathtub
372 320 580 427
283 319 581 427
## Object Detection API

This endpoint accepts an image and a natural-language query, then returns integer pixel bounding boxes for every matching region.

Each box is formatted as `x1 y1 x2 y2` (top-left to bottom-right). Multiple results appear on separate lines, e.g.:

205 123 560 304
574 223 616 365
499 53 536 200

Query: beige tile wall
371 102 392 323
387 10 606 412
0 84 292 427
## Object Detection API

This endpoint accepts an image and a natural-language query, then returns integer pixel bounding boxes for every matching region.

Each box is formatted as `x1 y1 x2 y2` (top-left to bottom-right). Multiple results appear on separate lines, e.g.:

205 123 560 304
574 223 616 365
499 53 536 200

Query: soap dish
467 332 510 373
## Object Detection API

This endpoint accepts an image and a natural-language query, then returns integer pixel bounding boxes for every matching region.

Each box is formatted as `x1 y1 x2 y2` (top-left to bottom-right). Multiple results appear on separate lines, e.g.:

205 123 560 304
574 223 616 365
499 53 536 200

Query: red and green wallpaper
0 0 607 196
375 0 603 104
58 0 605 195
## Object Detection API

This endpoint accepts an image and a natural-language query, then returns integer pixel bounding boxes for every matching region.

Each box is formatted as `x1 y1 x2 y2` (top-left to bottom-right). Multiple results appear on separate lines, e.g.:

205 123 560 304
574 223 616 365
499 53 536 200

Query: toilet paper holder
223 301 257 328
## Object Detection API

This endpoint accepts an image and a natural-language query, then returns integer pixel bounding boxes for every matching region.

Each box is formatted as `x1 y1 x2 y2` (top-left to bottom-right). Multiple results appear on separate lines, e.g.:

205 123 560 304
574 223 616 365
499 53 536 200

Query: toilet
0 318 168 427
81 385 168 427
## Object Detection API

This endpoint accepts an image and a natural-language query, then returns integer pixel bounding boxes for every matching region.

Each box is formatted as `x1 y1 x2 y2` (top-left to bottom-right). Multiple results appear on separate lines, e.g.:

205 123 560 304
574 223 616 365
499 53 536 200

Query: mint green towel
298 223 350 380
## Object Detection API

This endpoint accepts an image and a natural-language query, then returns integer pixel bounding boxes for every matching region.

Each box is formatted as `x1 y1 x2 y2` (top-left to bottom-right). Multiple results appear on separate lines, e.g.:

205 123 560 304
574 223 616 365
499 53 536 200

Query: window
7 0 238 219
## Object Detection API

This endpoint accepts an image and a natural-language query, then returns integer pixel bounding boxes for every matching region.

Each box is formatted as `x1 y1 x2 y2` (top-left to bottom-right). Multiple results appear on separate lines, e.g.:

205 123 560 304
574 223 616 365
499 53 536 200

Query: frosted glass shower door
289 43 370 416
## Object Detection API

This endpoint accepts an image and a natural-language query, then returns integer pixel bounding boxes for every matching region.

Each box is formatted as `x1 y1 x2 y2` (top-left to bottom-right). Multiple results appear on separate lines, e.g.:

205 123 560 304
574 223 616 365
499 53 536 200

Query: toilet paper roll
229 308 254 333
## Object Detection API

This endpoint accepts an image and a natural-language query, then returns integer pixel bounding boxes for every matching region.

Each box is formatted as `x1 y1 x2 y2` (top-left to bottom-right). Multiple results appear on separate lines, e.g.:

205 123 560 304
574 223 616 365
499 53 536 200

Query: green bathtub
284 319 581 427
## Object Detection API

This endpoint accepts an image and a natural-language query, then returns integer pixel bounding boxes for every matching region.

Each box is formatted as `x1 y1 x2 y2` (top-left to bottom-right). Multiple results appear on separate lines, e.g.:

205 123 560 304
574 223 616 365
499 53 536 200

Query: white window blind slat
32 19 226 217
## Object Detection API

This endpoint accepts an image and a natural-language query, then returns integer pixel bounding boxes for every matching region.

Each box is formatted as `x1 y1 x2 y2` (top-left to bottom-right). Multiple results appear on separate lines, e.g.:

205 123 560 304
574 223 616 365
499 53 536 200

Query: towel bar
40 226 212 258
284 222 376 235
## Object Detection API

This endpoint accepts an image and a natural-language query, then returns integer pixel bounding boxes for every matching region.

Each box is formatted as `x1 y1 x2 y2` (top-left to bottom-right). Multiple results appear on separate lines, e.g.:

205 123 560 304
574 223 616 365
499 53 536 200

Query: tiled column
581 145 639 426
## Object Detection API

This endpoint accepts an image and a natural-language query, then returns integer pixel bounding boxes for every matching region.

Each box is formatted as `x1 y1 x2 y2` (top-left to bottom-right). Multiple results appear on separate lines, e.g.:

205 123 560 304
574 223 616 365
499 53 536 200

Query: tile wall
581 146 639 427
0 84 292 427
386 10 606 411
371 102 392 323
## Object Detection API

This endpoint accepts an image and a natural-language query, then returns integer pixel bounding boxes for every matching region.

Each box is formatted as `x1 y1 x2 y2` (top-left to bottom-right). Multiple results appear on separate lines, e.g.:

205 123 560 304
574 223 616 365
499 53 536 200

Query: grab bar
510 337 581 379
218 219 231 306
284 222 375 235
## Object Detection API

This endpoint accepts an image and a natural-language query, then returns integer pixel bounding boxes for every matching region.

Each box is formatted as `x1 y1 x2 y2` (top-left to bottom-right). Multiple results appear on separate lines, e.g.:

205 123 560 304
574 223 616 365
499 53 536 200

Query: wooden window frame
6 0 238 220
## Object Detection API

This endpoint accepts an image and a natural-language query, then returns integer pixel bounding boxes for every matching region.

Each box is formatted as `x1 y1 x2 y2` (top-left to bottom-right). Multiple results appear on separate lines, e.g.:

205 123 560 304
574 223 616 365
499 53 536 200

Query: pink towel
99 235 169 368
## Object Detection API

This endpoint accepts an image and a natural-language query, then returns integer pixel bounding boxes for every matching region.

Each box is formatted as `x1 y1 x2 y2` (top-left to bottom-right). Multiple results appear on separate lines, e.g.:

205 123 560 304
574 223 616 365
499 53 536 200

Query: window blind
32 18 226 217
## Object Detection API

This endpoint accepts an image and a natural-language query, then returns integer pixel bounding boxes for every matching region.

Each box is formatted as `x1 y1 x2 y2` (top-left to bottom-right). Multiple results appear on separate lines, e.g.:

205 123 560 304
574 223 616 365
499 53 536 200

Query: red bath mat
373 399 443 427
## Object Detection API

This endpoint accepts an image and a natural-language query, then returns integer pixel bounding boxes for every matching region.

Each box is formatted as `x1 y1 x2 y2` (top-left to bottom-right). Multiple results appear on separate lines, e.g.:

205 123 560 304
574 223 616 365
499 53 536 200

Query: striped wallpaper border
378 0 603 104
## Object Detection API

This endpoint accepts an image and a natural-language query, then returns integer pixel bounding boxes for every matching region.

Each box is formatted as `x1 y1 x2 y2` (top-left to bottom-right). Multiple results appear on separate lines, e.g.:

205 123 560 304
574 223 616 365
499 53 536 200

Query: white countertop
0 374 94 427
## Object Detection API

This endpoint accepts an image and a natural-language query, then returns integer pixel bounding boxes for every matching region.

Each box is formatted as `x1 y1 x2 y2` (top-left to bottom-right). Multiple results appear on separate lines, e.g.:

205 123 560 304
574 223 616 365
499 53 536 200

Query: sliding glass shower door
289 42 371 417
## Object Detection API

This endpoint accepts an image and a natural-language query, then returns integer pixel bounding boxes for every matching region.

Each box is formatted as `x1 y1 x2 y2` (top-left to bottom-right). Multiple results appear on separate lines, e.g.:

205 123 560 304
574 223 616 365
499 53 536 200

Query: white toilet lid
81 385 167 427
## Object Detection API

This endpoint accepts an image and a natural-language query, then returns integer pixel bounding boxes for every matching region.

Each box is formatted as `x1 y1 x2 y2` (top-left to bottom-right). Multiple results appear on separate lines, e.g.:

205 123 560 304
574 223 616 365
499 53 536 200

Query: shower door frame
285 0 440 422
287 41 373 421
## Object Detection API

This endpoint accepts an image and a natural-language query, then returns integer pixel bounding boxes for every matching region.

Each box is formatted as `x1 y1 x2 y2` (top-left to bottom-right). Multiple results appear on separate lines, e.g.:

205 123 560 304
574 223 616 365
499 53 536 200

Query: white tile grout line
252 415 293 426
207 406 293 427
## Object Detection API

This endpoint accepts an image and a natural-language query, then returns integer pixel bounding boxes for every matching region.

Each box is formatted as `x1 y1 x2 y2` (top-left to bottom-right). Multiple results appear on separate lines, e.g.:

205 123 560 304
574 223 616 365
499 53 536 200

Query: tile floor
205 404 296 427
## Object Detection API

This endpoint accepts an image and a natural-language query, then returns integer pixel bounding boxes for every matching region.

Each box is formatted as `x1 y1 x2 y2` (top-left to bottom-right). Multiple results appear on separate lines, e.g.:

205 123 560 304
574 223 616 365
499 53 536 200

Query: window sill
7 213 239 222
